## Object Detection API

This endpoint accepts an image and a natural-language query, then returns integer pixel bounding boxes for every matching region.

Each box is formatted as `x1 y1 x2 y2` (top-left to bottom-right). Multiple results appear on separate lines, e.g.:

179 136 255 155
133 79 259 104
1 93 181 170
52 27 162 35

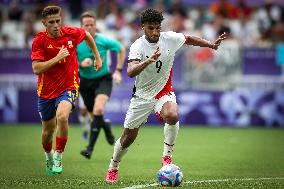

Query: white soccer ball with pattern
157 164 183 187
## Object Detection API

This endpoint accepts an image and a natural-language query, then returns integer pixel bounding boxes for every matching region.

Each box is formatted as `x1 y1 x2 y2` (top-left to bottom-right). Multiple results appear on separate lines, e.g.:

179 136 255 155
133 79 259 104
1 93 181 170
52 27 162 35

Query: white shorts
124 92 177 129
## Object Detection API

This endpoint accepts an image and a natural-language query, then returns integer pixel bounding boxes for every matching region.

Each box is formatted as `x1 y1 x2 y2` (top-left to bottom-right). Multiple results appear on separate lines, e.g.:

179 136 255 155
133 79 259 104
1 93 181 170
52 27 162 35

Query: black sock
87 115 104 152
102 119 111 136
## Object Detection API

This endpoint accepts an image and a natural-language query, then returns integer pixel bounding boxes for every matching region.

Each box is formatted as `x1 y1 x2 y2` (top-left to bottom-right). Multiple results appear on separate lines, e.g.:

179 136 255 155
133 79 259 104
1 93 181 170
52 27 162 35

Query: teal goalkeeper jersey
76 33 122 79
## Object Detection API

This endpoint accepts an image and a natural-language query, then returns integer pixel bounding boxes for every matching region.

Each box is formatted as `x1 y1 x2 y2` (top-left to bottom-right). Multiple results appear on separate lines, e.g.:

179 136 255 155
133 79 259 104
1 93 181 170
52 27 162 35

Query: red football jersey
31 26 86 99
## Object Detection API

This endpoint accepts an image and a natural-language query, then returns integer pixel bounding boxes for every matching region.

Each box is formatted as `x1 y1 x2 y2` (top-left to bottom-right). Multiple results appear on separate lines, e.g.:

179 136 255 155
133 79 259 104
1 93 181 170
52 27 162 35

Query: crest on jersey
68 41 73 48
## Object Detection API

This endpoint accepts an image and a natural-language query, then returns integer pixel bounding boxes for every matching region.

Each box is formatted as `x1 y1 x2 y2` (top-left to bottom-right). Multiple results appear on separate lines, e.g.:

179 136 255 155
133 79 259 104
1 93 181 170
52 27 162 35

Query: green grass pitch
0 124 283 188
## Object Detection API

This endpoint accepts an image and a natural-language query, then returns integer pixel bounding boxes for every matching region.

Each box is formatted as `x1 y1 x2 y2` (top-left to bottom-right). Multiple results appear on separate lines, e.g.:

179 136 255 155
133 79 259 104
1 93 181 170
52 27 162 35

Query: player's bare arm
84 31 102 71
113 46 126 85
32 46 69 75
185 33 227 50
127 47 161 78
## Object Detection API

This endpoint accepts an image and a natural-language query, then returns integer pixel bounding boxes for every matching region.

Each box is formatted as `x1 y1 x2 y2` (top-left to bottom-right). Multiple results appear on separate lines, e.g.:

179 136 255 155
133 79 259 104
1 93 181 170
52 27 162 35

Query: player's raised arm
185 33 227 50
32 46 69 75
84 31 102 71
127 47 161 78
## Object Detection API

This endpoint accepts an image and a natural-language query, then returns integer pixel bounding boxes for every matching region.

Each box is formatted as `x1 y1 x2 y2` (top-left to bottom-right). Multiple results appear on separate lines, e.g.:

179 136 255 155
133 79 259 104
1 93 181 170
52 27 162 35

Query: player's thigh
56 100 73 119
93 94 109 114
55 90 77 119
124 97 155 129
38 97 56 121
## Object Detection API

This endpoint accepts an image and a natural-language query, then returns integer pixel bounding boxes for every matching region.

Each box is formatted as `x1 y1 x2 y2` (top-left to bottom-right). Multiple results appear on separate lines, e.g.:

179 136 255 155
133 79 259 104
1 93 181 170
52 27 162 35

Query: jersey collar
44 28 64 38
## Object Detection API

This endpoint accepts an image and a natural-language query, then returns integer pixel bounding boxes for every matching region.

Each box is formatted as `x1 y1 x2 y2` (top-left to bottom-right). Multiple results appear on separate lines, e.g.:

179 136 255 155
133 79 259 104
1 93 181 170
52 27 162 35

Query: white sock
79 114 90 131
45 150 53 159
109 138 128 169
163 122 179 157
54 151 62 159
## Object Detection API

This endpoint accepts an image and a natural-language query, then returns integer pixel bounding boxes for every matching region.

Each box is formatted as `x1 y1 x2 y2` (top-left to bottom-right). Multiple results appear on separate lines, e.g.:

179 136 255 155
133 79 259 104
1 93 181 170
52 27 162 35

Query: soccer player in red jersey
31 5 102 175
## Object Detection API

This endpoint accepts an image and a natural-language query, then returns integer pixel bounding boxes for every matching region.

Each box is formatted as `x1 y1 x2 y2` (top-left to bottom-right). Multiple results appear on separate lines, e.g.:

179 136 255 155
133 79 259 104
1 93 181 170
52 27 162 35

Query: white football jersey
128 31 186 99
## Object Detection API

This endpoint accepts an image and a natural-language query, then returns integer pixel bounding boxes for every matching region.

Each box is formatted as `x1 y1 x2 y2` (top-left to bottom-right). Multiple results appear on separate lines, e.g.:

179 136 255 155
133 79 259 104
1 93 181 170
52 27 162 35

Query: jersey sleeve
167 31 186 52
31 35 45 61
128 40 141 62
104 36 122 52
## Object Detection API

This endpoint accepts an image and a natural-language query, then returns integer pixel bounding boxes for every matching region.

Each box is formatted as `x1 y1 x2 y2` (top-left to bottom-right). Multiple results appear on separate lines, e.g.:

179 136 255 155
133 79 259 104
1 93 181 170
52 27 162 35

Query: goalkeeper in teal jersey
76 11 126 159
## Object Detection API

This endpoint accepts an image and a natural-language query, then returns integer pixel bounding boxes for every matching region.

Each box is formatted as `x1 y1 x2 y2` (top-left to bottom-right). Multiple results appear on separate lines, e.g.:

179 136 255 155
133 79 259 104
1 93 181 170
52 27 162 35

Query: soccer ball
157 164 183 187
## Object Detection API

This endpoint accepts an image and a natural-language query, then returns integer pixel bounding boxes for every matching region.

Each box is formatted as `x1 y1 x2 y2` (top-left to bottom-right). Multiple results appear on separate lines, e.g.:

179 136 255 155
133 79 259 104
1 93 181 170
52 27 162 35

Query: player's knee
56 112 69 124
93 106 104 115
164 111 178 125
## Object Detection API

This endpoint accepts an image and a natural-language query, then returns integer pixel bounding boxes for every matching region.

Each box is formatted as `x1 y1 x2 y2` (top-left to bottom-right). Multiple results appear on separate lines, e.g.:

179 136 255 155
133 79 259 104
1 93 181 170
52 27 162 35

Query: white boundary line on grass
121 177 284 189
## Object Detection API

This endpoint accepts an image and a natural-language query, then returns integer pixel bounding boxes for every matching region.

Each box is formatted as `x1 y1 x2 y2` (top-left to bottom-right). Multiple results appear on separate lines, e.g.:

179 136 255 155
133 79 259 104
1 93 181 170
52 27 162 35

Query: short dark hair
42 6 61 19
80 11 96 24
140 8 164 25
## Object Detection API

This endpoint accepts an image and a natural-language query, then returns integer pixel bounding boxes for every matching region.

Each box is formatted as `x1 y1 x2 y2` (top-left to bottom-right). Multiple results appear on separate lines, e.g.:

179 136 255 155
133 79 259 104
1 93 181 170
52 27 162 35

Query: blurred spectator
214 26 240 72
169 13 186 32
167 0 187 18
96 0 111 19
210 0 236 19
231 0 253 19
131 0 148 11
194 7 210 30
24 21 36 48
201 14 224 41
34 0 46 20
105 3 126 30
68 0 83 20
218 25 231 37
257 0 283 42
119 17 141 47
230 9 260 47
0 34 13 48
8 0 23 21
166 0 188 33
153 0 167 12
0 0 283 49
22 8 37 23
271 21 284 43
0 9 3 31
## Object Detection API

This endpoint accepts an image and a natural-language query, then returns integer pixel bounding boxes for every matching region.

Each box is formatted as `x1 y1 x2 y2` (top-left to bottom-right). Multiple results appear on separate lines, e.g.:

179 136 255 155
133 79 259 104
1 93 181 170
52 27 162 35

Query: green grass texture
0 124 283 188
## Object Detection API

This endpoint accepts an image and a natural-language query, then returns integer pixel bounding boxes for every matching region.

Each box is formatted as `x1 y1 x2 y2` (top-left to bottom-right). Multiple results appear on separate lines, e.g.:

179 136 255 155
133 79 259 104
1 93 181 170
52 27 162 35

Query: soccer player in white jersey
105 8 227 183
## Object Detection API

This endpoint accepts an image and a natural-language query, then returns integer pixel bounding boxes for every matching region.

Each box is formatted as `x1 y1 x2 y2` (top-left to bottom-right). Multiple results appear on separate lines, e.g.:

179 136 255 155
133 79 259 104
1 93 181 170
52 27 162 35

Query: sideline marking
121 177 284 189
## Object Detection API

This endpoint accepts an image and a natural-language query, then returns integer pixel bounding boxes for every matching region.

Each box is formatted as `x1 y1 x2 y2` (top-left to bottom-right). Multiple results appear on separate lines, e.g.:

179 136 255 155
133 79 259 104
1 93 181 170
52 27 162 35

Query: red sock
56 136 68 153
42 142 52 153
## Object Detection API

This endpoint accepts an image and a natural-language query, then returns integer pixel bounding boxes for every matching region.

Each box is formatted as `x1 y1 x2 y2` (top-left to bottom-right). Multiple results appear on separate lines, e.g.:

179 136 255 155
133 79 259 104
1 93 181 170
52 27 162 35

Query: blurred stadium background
0 0 284 127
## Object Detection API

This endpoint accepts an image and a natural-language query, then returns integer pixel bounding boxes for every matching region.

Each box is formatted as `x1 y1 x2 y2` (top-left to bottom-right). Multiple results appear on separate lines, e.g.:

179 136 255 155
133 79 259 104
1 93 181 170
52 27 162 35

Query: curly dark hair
140 8 164 25
42 6 61 19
